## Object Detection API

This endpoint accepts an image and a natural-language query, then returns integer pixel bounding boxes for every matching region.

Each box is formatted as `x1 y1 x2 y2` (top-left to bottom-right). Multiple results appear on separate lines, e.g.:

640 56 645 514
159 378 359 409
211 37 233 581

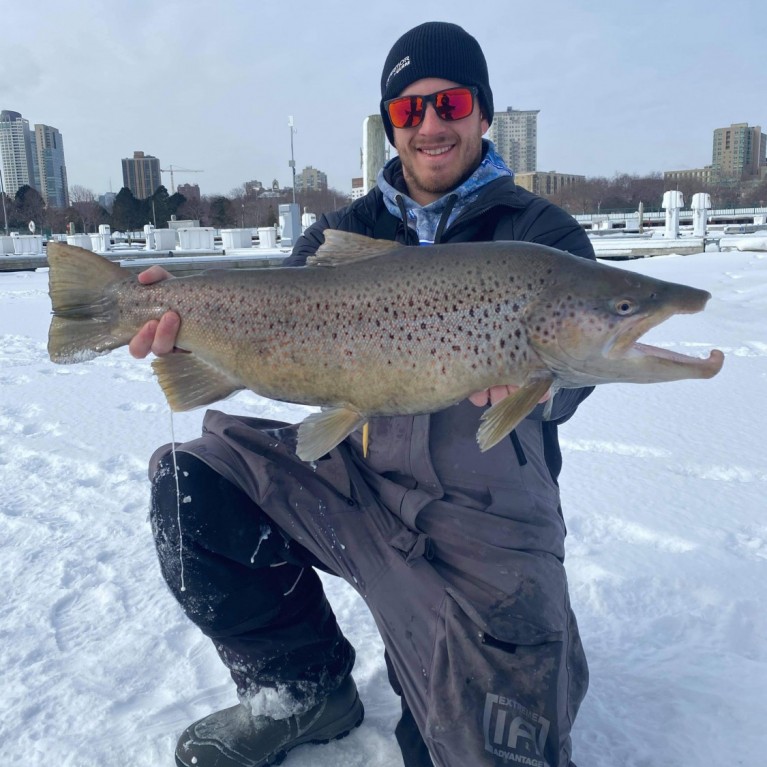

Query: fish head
527 261 724 386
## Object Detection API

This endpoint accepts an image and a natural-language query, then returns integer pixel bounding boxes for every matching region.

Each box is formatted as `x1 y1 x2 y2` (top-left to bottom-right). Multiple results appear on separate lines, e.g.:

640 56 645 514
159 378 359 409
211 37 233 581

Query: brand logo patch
482 693 551 766
386 55 410 87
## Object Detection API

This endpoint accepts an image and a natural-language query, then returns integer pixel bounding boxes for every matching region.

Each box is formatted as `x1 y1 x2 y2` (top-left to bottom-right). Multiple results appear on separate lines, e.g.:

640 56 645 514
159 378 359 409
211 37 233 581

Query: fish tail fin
47 243 130 363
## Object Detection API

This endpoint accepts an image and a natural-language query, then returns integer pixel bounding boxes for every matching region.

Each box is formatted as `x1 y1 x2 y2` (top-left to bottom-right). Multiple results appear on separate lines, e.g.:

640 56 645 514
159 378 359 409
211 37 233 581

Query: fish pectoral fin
296 407 365 462
308 230 402 267
151 354 243 411
476 379 554 452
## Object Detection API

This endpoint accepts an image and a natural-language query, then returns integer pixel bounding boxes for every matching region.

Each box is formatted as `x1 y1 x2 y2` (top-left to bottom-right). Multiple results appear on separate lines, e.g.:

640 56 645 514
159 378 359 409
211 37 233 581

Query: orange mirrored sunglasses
384 86 478 129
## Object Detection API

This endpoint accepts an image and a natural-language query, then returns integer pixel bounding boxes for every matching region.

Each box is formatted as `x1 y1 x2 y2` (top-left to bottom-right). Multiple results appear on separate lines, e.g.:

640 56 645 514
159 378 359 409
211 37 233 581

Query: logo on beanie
386 55 411 88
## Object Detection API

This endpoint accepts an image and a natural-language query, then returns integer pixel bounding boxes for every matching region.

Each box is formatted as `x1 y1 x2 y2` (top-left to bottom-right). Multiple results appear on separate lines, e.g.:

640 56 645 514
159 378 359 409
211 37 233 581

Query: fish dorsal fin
476 379 553 452
307 230 402 267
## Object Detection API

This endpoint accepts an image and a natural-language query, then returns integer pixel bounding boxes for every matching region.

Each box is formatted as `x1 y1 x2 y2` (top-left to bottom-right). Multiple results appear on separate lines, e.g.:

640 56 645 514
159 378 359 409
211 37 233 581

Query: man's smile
418 144 454 157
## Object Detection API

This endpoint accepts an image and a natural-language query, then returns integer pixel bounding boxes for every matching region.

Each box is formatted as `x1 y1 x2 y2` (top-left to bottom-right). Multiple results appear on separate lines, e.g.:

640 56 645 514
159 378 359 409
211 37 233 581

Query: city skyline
3 109 764 209
1 1 765 198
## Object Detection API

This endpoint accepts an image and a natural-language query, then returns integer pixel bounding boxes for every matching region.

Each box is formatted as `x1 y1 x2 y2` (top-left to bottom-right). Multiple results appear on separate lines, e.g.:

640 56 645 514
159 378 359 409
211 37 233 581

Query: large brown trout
47 231 724 461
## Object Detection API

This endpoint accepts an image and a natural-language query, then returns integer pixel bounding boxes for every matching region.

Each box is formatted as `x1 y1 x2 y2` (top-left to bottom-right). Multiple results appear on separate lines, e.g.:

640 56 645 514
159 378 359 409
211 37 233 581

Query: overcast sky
2 0 763 198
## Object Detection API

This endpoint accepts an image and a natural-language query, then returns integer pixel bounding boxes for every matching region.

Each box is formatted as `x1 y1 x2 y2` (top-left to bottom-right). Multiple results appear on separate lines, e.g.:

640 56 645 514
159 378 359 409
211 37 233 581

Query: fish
46 231 724 461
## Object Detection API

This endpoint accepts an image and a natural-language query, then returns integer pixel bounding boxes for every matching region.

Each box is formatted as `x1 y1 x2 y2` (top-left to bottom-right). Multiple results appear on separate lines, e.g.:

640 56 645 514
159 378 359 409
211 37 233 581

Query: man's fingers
127 312 181 359
470 384 552 407
128 320 159 359
151 312 181 356
488 385 512 406
468 390 490 407
137 265 172 285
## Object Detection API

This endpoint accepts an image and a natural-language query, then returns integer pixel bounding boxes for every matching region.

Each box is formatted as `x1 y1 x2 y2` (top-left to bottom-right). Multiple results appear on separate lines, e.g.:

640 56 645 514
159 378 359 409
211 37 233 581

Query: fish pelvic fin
151 354 243 411
476 379 554 452
296 407 365 462
307 230 402 267
47 243 129 363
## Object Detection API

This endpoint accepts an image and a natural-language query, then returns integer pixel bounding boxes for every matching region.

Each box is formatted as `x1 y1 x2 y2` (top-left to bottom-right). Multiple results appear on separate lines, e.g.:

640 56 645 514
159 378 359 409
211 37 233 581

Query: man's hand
469 385 551 407
128 267 181 359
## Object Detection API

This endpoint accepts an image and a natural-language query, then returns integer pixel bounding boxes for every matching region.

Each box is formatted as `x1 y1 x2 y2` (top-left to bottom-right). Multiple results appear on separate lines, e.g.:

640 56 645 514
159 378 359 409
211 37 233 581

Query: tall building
712 123 766 179
295 166 327 193
0 111 70 207
122 150 161 199
0 110 35 198
487 107 539 173
33 124 69 208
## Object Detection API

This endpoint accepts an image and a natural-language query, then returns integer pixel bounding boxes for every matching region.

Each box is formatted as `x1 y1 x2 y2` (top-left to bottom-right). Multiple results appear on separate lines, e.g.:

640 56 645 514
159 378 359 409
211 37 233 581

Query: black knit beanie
379 21 494 145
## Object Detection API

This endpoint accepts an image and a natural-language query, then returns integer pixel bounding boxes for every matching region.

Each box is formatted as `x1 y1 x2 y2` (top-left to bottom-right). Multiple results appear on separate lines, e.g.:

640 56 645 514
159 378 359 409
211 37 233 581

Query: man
132 22 595 767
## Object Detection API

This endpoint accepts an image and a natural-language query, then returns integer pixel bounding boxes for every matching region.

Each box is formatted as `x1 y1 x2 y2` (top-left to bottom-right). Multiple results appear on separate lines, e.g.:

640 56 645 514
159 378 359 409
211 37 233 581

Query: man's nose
417 101 444 131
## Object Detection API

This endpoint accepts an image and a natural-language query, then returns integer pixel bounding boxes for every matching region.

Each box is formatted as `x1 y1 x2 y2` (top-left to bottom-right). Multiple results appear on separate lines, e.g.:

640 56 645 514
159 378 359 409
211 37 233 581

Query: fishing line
168 409 186 592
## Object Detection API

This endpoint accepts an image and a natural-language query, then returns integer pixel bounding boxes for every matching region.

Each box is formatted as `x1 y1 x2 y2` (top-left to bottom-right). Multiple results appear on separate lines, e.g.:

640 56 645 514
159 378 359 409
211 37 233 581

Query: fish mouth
538 289 725 385
603 304 724 380
621 340 725 378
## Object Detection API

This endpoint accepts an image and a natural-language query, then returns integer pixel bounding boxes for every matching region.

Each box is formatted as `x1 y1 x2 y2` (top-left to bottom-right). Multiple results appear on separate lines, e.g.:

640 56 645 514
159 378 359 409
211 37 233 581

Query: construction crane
160 165 204 194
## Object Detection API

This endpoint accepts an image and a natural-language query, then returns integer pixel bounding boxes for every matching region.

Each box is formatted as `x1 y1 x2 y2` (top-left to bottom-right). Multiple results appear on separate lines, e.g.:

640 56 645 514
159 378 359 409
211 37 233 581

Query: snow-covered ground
1 250 765 766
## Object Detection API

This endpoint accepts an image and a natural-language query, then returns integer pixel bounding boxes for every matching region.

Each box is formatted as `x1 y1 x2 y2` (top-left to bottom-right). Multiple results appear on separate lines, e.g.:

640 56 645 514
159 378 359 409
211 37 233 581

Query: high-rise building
712 123 766 179
121 151 162 199
33 124 69 208
295 166 328 193
0 110 35 198
487 107 539 173
0 111 70 207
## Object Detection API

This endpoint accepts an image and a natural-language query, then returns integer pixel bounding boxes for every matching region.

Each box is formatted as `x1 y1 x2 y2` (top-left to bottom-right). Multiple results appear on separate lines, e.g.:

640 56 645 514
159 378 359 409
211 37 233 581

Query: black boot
175 675 364 767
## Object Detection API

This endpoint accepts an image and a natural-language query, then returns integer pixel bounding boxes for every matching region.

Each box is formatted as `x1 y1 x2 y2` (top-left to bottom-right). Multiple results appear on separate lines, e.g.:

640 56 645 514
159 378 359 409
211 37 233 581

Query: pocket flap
446 587 563 646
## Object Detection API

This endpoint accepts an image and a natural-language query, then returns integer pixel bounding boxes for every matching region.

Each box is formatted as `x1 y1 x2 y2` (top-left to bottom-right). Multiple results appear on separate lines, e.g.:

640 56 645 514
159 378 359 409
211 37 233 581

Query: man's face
391 77 489 206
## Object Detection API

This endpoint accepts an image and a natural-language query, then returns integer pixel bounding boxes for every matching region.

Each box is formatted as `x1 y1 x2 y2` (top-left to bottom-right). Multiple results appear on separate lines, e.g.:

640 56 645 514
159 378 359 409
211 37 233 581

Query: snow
1 249 765 766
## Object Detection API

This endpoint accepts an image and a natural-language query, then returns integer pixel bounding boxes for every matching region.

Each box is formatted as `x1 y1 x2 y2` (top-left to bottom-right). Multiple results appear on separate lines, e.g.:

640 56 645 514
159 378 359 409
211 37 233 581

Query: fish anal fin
296 407 365 461
307 230 402 267
151 354 243 411
476 379 553 452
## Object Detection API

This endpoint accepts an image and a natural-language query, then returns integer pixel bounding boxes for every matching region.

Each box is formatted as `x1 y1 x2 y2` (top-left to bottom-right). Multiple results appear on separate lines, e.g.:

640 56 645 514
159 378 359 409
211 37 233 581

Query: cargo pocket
424 587 569 767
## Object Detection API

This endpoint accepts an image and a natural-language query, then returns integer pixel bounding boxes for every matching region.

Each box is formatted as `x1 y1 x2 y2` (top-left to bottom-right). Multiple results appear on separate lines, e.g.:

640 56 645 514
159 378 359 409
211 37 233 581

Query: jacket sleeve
511 192 596 261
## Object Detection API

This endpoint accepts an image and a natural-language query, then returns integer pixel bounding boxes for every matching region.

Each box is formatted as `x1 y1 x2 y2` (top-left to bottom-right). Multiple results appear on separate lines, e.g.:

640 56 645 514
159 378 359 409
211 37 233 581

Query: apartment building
487 107 539 173
121 150 162 199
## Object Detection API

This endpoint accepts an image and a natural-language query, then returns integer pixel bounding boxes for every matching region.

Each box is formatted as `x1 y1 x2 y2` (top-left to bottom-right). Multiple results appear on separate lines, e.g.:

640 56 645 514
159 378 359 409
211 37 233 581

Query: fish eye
614 299 636 315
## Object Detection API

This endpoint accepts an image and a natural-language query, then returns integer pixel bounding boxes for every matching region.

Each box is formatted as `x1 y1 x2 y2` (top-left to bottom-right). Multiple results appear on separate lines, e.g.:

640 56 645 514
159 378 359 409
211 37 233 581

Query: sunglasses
384 86 478 129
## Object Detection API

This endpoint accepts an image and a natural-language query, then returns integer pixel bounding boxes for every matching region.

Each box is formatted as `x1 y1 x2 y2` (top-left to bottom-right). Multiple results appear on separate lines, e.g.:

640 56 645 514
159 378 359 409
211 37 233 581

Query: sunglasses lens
386 88 476 129
387 96 424 129
435 88 474 120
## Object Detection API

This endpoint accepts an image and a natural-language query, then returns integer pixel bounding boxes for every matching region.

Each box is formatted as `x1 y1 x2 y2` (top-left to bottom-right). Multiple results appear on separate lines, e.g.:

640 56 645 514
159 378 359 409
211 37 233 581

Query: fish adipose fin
296 407 365 462
476 379 554 452
307 230 402 267
47 243 130 362
152 354 244 411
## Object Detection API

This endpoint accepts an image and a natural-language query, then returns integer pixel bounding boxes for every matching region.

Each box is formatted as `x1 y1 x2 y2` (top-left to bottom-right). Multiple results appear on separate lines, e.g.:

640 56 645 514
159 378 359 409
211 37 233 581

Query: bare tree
68 185 108 233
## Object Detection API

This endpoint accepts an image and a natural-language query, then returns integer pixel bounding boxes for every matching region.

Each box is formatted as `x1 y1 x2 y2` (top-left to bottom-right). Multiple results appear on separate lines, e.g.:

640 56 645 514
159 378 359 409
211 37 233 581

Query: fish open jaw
629 342 725 375
596 306 724 380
